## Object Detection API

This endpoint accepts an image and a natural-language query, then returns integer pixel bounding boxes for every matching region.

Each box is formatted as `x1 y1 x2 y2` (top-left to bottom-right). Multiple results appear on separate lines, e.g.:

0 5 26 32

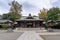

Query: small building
0 15 12 24
16 14 44 28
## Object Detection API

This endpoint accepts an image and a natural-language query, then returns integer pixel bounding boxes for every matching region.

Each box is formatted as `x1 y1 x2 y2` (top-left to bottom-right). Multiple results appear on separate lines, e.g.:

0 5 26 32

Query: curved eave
16 19 43 21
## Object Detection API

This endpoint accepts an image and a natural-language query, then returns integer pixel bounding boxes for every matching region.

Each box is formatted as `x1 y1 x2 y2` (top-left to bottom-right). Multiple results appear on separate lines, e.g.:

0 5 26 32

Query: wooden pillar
37 22 40 28
35 21 38 28
33 22 35 28
25 21 27 28
38 23 40 27
21 22 24 28
21 23 22 28
35 22 39 28
23 21 26 28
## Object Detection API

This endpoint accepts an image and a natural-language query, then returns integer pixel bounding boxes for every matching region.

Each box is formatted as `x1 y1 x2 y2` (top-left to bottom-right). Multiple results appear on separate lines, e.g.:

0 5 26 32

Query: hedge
1 24 9 29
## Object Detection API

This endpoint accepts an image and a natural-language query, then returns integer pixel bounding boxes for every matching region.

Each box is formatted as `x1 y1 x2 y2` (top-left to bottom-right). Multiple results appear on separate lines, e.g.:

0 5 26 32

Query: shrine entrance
16 14 44 28
26 21 33 28
27 23 33 28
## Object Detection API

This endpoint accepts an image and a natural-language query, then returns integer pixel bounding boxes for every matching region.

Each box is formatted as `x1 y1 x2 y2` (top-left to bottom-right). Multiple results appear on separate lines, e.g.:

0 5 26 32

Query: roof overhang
16 19 43 21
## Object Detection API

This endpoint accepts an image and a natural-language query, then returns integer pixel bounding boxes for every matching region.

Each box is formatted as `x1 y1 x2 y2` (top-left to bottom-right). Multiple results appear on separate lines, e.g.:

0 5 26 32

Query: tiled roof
0 20 12 23
16 16 43 21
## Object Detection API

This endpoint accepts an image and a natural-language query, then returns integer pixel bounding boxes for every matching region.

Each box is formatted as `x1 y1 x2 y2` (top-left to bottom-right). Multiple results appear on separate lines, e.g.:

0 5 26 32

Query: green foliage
7 12 21 22
44 7 60 29
1 24 9 29
8 1 22 22
2 14 8 19
58 16 60 20
47 7 60 21
2 0 22 22
9 0 22 14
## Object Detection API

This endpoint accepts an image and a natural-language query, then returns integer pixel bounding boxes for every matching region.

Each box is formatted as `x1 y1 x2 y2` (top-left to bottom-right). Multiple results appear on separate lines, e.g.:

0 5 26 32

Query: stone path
17 31 44 40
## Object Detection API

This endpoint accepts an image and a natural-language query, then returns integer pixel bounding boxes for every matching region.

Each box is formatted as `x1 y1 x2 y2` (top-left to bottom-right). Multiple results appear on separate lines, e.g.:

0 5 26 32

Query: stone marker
17 31 44 40
47 28 54 32
7 28 13 32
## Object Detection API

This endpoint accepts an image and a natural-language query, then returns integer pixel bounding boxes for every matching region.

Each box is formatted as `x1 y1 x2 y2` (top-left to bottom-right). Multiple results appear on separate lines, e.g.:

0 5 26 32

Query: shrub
45 26 48 30
1 24 9 29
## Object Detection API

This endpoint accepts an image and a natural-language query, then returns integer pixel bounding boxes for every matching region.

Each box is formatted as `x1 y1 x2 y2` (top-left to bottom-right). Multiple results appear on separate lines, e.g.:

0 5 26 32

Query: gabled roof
16 14 43 21
16 16 43 21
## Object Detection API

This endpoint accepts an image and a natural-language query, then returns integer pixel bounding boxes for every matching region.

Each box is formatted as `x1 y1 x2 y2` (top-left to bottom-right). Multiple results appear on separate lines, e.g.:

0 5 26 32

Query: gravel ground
41 35 60 40
0 32 23 40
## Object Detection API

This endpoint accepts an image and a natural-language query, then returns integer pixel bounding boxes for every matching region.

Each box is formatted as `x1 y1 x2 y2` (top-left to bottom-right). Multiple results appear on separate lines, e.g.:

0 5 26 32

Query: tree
2 0 22 22
9 0 22 14
2 14 8 19
8 12 21 22
38 8 47 19
47 7 60 22
45 7 60 29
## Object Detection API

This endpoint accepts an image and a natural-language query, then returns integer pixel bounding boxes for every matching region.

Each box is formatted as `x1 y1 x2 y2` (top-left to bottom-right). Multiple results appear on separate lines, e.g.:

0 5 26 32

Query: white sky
0 0 60 16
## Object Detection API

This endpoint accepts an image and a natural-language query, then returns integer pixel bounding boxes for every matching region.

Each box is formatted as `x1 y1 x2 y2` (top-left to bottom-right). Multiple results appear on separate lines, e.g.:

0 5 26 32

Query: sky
0 0 60 16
